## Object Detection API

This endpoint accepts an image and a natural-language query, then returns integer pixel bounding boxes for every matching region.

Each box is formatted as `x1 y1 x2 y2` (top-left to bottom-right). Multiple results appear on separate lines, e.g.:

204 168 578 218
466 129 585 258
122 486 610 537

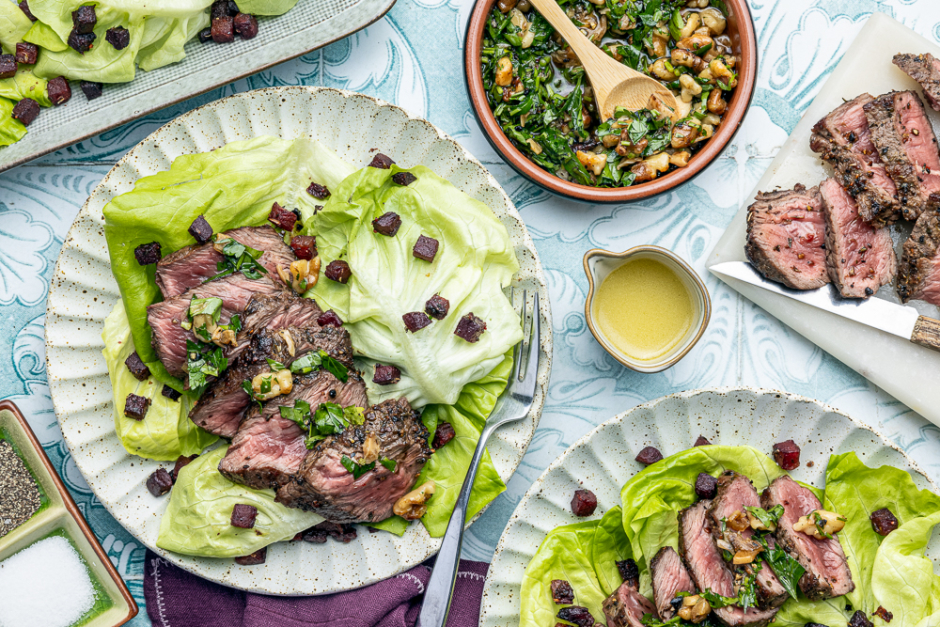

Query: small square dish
0 400 137 627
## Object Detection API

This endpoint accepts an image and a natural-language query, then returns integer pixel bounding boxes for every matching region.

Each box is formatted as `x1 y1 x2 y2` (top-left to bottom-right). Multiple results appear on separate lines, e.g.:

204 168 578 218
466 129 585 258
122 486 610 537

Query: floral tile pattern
1 1 939 623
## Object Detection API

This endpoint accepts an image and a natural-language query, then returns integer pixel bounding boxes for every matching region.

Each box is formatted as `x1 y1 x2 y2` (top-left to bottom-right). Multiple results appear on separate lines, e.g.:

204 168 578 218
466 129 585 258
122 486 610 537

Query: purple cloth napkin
144 550 489 627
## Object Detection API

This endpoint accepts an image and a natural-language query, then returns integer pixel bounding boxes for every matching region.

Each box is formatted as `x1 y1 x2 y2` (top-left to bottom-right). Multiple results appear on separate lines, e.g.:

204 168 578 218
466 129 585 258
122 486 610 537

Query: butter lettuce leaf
870 511 940 627
235 0 299 15
0 0 34 54
157 445 322 557
0 96 26 146
0 69 51 106
102 299 217 460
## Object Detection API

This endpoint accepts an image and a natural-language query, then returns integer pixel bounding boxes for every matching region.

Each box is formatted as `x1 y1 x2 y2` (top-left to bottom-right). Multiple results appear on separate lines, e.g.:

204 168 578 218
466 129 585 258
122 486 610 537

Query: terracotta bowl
464 0 758 203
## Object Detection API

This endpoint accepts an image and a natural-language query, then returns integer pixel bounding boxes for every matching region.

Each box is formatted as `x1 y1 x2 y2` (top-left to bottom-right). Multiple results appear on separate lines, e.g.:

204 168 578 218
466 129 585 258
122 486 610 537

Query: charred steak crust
898 206 940 304
745 185 830 290
230 292 324 360
275 398 432 523
893 53 940 112
650 546 696 620
602 579 659 627
761 476 855 600
810 94 900 227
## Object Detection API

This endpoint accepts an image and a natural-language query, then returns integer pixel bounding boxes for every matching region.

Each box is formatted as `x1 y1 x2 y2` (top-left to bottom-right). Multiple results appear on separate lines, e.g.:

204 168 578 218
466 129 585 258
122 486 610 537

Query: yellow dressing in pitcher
593 257 694 361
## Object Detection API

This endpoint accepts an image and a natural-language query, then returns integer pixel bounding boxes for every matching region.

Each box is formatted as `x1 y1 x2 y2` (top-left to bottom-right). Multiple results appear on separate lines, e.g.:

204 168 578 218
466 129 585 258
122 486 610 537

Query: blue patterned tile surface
2 1 940 623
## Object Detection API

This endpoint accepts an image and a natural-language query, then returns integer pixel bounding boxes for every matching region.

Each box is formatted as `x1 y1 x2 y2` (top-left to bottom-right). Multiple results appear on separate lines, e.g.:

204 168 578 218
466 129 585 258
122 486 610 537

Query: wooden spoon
527 0 680 121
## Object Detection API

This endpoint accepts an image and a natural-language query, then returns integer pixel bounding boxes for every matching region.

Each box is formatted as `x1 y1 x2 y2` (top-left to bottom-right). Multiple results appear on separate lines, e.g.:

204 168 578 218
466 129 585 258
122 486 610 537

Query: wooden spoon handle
911 316 940 351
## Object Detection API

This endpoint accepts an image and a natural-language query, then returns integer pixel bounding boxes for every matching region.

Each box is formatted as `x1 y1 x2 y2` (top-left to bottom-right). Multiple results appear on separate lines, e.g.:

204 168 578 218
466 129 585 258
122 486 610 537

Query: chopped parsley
209 237 268 281
278 400 365 449
756 534 805 599
380 457 397 472
745 504 784 529
341 455 375 479
186 340 227 395
266 358 287 371
290 349 349 382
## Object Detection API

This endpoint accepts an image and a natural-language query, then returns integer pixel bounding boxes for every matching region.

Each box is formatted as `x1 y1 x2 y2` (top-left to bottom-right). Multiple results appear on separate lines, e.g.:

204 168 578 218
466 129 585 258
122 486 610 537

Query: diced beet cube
373 364 401 385
372 212 402 236
695 472 718 499
198 27 213 43
268 202 297 231
335 524 358 543
47 76 71 105
368 153 395 169
848 611 873 627
413 234 439 262
124 351 150 381
635 446 663 465
570 489 597 517
870 507 899 536
161 385 181 401
211 0 238 18
146 468 173 496
550 579 574 605
18 1 36 21
72 6 96 34
556 606 595 627
234 547 266 565
234 13 258 39
80 81 103 100
307 181 330 199
0 55 16 79
454 313 486 342
616 559 639 586
290 235 316 260
324 260 351 284
134 241 161 265
124 393 151 420
106 26 130 50
425 294 449 320
231 504 258 529
317 310 343 327
432 421 455 449
12 98 39 126
392 172 417 186
171 454 198 482
211 16 235 43
403 311 430 332
772 439 801 470
15 43 37 65
302 521 356 543
188 215 213 243
67 30 96 53
873 607 893 623
694 435 711 446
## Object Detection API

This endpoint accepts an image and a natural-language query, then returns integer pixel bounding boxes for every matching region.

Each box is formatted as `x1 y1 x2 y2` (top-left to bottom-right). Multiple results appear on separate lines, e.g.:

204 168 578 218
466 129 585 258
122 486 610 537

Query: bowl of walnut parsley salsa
465 0 757 203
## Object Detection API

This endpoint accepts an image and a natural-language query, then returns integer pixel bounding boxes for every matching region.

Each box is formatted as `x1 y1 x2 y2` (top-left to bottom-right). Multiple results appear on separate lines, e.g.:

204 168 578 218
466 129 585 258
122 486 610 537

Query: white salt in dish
0 535 96 627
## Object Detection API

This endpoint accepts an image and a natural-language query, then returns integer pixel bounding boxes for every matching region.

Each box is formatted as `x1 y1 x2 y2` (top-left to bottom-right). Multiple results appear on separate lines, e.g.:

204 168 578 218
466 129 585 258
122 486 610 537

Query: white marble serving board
709 13 940 426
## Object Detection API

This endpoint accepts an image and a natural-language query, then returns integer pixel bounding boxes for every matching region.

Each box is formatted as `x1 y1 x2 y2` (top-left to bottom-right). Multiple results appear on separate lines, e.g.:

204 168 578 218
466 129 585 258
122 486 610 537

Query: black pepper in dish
0 440 42 538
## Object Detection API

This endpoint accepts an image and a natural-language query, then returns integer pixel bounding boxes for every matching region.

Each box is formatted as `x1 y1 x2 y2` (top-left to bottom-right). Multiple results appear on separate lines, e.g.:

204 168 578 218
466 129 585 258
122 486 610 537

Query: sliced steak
678 502 778 627
708 471 789 609
190 325 355 438
602 579 658 627
147 274 284 378
893 53 940 112
811 94 900 227
745 185 829 290
819 178 897 298
275 398 432 523
864 90 940 220
650 546 696 620
761 476 855 600
155 226 294 299
218 371 368 490
898 207 940 304
232 292 323 357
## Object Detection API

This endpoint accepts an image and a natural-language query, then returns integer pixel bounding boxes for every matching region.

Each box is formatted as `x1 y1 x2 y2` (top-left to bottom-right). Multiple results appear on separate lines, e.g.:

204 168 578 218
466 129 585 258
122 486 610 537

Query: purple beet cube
134 241 161 265
124 351 150 381
0 55 16 79
234 547 266 565
306 182 330 199
772 439 801 470
368 153 395 169
18 1 36 21
161 385 182 401
290 235 316 260
617 559 639 586
432 421 455 449
695 472 718 499
454 313 486 342
413 234 439 262
146 468 173 496
556 606 595 627
72 6 96 34
67 30 96 54
47 76 72 105
425 294 449 320
570 489 597 517
211 16 235 43
211 0 238 18
106 26 130 50
171 454 198 482
268 202 297 231
550 579 574 605
870 508 899 536
324 260 351 284
124 393 151 420
188 215 213 243
373 364 401 385
15 43 37 65
635 446 663 465
231 504 258 529
198 27 213 43
403 311 430 332
372 212 401 236
80 81 103 100
12 98 39 126
392 172 417 186
694 435 712 446
317 310 343 327
234 13 258 39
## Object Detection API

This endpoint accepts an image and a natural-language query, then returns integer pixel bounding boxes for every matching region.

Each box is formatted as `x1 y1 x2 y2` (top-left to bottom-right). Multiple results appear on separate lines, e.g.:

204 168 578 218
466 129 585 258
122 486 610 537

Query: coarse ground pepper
0 440 42 538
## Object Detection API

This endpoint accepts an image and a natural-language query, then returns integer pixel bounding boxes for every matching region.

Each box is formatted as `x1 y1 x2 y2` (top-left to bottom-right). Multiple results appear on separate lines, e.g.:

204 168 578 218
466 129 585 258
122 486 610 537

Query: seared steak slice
745 185 829 290
819 178 897 298
650 546 696 620
276 398 432 523
893 53 940 112
678 502 778 627
602 578 658 627
762 476 855 600
898 207 940 304
231 292 323 357
864 91 940 220
147 274 284 378
709 471 788 609
155 226 294 299
811 94 900 227
190 325 355 438
218 371 368 490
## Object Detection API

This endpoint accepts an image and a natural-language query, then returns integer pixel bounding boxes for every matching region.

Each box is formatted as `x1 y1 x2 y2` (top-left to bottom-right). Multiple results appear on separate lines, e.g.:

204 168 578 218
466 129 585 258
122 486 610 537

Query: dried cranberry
188 215 213 243
47 76 72 105
72 5 96 34
171 454 198 482
15 42 37 65
870 508 899 536
307 182 330 199
635 446 663 465
368 153 395 169
373 212 402 236
290 235 316 260
67 30 95 53
694 435 712 447
616 559 639 587
848 611 873 627
198 27 213 43
425 294 449 320
695 472 718 499
18 1 36 21
134 241 161 265
124 393 150 420
268 202 297 231
556 606 595 627
146 468 173 496
317 310 343 327
161 385 181 401
454 313 486 342
550 579 574 604
324 260 351 283
413 234 439 262
80 81 103 100
432 421 455 449
234 547 266 565
373 364 401 385
106 26 130 50
211 16 235 43
124 351 150 381
570 489 597 517
403 311 431 332
873 607 893 623
234 13 258 39
772 439 801 470
0 55 16 79
392 172 417 186
11 98 38 126
231 504 258 529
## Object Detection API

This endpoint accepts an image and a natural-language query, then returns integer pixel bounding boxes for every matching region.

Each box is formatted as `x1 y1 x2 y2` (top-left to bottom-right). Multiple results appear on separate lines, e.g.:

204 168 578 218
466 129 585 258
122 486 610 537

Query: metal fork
417 288 541 627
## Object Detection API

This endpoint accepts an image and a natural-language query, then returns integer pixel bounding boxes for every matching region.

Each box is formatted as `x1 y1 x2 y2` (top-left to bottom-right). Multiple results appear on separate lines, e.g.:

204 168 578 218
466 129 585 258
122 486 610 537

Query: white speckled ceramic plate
43 87 552 595
480 387 938 627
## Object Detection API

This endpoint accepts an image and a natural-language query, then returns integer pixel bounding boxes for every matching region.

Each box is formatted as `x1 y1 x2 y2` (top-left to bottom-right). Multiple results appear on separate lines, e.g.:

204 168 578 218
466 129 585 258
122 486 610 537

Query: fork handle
416 421 498 627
